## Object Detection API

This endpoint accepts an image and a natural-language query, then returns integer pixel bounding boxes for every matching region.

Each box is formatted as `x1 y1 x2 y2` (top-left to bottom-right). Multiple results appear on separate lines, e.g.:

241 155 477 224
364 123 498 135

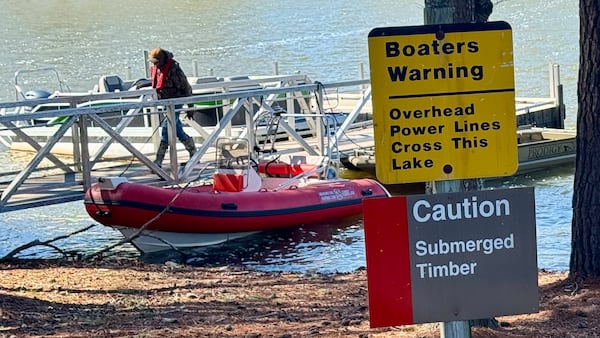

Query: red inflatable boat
84 169 389 253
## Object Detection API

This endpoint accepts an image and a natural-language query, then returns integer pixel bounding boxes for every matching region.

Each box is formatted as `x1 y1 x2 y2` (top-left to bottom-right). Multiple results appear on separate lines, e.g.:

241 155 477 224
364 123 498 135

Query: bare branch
0 224 96 261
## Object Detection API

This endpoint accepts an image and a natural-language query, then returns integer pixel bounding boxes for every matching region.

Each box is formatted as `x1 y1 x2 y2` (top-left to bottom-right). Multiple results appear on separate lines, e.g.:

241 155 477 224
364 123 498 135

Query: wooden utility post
423 0 494 337
425 0 493 24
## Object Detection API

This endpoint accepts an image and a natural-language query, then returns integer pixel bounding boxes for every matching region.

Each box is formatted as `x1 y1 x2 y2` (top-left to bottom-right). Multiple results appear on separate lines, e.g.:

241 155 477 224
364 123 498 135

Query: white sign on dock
368 21 518 184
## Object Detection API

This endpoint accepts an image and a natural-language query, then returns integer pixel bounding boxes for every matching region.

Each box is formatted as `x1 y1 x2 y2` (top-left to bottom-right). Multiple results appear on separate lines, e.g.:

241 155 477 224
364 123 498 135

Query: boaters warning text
368 21 518 184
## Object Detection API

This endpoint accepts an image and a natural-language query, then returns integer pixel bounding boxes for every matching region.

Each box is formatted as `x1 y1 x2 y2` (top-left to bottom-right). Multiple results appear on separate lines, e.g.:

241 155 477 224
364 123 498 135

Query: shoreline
2 259 597 337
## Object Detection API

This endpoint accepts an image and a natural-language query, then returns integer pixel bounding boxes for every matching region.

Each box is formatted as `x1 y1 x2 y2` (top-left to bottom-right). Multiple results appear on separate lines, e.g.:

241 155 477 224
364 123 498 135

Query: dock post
557 83 565 129
166 104 179 182
550 63 565 128
193 60 199 77
359 63 366 92
79 115 92 191
143 50 151 78
315 83 325 156
549 63 560 102
70 99 83 172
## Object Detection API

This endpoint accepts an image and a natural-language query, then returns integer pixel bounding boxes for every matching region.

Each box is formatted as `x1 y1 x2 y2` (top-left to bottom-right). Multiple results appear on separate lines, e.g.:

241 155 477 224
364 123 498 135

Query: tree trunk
570 0 600 279
424 0 493 24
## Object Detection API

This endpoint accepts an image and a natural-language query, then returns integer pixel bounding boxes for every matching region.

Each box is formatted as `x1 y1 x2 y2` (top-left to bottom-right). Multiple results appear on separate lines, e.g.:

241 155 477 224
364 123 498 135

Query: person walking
148 47 196 168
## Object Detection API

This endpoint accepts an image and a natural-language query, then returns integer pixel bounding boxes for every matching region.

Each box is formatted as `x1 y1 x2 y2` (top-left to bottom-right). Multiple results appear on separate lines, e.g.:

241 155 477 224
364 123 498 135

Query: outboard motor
130 78 152 90
24 89 52 100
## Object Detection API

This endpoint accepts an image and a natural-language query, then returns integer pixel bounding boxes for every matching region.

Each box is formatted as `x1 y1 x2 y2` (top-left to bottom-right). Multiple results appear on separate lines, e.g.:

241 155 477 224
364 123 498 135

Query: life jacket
151 58 174 90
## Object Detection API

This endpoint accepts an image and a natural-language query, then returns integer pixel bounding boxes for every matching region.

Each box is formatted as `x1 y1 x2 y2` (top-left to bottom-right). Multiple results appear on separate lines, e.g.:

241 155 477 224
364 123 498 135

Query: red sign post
362 195 414 327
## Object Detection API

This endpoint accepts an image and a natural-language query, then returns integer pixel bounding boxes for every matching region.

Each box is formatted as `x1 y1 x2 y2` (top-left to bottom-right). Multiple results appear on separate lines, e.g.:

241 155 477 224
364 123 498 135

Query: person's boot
183 137 196 158
153 141 168 168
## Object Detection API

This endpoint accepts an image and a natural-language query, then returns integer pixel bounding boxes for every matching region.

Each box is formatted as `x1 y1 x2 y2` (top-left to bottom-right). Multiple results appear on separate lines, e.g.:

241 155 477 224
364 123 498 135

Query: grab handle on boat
221 202 238 210
361 189 373 196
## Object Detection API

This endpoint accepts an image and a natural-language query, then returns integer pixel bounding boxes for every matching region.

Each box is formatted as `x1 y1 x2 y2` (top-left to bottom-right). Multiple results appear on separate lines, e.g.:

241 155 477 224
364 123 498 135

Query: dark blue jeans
161 105 190 143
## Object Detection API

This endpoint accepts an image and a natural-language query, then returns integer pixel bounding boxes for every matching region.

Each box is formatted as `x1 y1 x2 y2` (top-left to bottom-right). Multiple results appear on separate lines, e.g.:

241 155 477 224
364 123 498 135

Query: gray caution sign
407 187 538 323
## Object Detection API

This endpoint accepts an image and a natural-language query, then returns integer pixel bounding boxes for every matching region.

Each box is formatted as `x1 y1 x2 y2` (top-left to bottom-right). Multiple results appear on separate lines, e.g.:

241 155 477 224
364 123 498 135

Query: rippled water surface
0 0 578 273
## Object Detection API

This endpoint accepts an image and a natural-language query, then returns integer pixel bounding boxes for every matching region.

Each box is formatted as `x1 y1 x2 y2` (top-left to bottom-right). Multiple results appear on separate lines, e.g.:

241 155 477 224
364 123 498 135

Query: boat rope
262 155 282 177
253 108 282 155
177 162 214 186
85 163 214 260
114 115 163 177
271 156 329 192
312 81 325 113
313 81 340 112
311 82 373 161
86 180 192 260
88 179 110 217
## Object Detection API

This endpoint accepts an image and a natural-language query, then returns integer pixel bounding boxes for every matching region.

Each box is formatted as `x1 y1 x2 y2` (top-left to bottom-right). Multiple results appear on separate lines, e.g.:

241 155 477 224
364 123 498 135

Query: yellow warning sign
368 21 517 184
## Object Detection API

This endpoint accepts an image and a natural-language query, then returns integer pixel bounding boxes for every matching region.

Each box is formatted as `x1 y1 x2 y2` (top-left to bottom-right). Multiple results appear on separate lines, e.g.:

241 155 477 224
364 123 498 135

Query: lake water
0 0 578 273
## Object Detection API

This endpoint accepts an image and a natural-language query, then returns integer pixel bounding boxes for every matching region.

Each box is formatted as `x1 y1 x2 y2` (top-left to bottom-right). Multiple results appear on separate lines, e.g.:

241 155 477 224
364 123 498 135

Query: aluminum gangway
0 75 374 212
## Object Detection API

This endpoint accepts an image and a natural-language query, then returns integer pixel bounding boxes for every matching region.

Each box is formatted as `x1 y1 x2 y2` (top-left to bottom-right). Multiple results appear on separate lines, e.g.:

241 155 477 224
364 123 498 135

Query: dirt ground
1 260 599 338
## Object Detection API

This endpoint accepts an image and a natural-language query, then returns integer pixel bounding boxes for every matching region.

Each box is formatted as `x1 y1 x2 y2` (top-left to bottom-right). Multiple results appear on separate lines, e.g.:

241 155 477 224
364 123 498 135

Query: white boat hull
516 128 576 174
114 226 259 253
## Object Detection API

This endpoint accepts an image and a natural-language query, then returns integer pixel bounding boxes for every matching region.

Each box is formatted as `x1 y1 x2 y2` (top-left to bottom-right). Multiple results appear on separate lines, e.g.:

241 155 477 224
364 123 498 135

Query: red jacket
151 57 192 100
